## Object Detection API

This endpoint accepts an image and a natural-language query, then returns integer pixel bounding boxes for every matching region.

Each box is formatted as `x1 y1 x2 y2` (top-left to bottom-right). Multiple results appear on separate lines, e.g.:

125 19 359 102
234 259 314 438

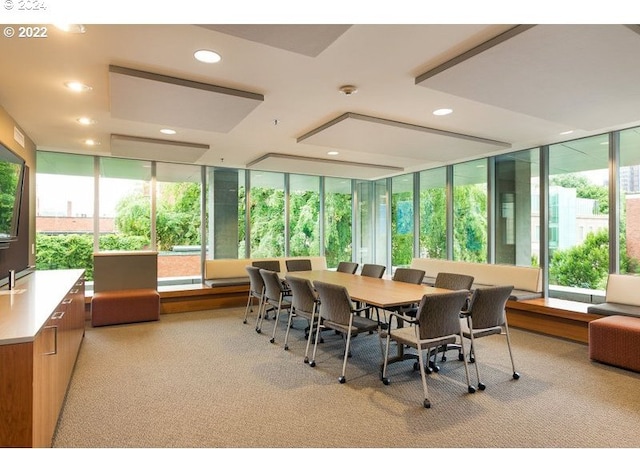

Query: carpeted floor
52 307 640 448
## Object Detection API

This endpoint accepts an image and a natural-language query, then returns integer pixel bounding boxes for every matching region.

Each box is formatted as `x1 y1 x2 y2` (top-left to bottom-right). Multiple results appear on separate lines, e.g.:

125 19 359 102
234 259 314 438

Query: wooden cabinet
0 270 85 448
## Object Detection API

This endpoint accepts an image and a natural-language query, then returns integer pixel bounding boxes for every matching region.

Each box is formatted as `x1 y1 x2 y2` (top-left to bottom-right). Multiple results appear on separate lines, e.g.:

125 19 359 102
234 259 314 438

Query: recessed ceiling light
160 128 176 135
55 24 86 33
560 130 574 135
194 49 221 64
433 108 453 116
84 138 99 146
65 81 92 92
328 151 339 156
77 117 95 125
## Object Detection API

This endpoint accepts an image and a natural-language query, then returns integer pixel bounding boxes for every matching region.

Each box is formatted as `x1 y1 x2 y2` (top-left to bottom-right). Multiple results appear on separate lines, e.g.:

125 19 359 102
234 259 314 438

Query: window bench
410 257 543 300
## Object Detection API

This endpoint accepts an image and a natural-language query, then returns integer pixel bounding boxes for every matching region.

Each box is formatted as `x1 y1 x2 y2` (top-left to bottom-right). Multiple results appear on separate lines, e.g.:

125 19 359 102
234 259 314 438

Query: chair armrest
386 310 419 328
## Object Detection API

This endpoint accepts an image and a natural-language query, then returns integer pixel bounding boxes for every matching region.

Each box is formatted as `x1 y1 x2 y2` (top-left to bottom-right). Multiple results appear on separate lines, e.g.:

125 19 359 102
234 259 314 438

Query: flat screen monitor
0 142 25 245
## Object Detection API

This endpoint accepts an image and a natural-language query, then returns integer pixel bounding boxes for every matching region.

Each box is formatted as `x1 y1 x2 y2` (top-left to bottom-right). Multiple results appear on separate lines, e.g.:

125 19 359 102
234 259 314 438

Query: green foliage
249 187 285 257
0 161 20 234
324 192 352 268
114 183 201 251
419 188 446 259
392 192 413 266
35 233 149 280
453 185 487 262
549 228 610 289
289 190 320 257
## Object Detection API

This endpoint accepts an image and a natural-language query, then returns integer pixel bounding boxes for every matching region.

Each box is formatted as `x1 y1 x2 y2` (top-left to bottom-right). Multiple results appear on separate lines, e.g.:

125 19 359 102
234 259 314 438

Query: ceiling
2 24 640 180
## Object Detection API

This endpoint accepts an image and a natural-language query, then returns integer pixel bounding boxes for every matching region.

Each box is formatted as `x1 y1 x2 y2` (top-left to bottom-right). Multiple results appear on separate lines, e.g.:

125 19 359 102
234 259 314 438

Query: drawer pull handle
51 311 65 320
62 297 73 304
43 325 58 355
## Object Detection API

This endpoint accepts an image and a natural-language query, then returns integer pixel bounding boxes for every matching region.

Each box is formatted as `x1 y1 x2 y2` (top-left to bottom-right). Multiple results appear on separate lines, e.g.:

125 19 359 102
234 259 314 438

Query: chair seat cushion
204 277 250 287
463 325 502 339
384 326 457 349
587 302 640 318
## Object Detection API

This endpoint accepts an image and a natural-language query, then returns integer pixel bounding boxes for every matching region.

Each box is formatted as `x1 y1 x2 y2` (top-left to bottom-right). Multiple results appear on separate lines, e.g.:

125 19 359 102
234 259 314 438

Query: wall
0 106 36 284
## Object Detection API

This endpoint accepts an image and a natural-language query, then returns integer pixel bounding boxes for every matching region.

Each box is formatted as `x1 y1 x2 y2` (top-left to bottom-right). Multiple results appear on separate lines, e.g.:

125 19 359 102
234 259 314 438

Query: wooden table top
283 270 450 308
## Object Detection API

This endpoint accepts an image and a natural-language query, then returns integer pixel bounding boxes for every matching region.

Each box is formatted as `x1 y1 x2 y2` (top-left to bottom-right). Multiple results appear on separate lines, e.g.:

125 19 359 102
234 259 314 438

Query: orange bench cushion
91 288 160 327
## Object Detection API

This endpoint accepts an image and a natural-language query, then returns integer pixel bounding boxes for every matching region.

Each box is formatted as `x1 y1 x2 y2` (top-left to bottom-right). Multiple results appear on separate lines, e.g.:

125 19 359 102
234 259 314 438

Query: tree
551 173 608 214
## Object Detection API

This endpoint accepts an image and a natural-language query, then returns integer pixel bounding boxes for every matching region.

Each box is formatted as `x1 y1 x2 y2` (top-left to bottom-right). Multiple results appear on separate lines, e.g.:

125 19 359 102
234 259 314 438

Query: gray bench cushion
587 302 640 318
204 277 250 287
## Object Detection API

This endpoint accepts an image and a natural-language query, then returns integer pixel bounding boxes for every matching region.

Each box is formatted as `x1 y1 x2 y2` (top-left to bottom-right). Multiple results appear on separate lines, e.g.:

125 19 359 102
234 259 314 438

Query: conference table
284 270 451 309
283 270 454 367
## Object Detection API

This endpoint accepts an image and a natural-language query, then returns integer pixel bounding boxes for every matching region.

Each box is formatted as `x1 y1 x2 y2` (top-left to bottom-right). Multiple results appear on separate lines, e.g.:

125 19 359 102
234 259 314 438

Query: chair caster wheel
423 399 431 409
469 356 475 363
309 361 316 367
382 377 390 385
468 385 477 394
243 319 247 324
269 338 275 343
458 353 464 361
413 362 419 371
441 355 447 362
284 344 289 350
478 382 486 391
256 328 261 334
303 357 309 364
513 372 521 379
338 376 346 384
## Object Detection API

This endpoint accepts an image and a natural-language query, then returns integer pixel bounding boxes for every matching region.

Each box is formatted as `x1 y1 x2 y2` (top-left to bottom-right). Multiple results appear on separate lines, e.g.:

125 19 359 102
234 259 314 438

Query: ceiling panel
297 113 510 163
110 134 209 164
417 25 640 131
109 65 264 133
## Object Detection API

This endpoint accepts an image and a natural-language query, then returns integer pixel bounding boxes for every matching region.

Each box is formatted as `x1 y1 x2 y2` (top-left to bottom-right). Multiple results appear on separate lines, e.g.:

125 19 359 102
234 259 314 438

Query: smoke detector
339 85 358 96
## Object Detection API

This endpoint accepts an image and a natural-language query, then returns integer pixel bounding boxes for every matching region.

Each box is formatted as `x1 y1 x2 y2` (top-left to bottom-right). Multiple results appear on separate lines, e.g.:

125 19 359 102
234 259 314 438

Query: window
453 159 487 262
289 174 320 257
249 171 284 257
419 167 446 259
391 173 414 267
619 127 640 275
324 177 352 268
35 152 96 277
548 134 609 291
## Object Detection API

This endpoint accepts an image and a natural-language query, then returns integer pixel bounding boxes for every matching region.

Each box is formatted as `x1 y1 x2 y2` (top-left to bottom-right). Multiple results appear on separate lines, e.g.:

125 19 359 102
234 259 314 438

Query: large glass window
548 135 609 292
355 180 389 269
391 173 413 267
35 152 96 278
495 149 540 266
324 177 352 269
453 159 487 262
98 158 152 252
419 167 446 259
288 174 320 257
156 162 201 281
249 171 284 257
618 127 640 275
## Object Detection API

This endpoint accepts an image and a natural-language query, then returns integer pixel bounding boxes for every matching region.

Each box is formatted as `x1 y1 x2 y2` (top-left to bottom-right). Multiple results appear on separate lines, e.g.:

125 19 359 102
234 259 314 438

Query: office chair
381 290 476 408
256 269 292 344
360 264 386 278
392 268 426 285
252 259 281 272
285 258 312 272
336 261 359 274
244 266 265 324
462 285 520 390
283 275 320 363
309 280 382 383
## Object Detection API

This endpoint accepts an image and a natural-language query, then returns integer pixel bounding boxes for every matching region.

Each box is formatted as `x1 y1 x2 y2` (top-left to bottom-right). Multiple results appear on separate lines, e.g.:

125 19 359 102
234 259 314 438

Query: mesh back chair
256 269 292 344
381 290 476 408
252 260 281 272
336 261 359 274
391 268 426 319
360 264 386 278
244 266 265 324
285 259 312 272
462 285 520 390
310 280 382 383
283 275 320 363
393 268 426 285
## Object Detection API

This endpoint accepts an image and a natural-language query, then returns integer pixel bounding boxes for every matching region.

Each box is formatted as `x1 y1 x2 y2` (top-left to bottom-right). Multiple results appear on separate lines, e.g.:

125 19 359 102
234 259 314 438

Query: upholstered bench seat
204 277 250 287
91 288 160 327
589 315 640 373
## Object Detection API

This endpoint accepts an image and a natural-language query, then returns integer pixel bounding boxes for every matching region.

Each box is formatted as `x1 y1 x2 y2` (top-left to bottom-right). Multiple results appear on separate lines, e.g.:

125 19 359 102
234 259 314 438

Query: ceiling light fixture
65 81 92 92
160 128 176 135
560 130 574 135
84 138 99 146
339 85 358 96
327 151 339 155
194 49 221 64
77 117 95 125
433 108 453 116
